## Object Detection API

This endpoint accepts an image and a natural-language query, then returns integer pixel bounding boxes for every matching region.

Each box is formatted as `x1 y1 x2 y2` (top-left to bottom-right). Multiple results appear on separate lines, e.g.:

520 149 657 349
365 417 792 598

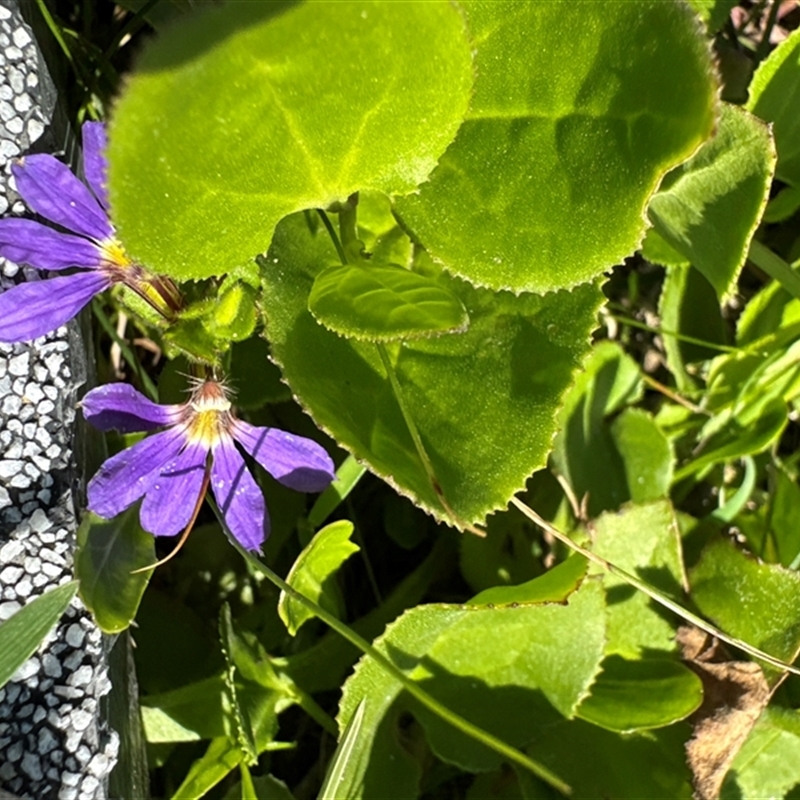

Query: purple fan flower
82 379 335 551
0 121 179 343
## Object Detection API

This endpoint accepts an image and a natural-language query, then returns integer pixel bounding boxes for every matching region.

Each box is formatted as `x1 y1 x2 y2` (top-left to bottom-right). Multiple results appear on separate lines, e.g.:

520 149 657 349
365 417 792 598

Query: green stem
511 497 800 676
229 538 571 795
338 193 363 264
317 209 348 266
91 300 159 401
748 240 800 302
376 343 437 487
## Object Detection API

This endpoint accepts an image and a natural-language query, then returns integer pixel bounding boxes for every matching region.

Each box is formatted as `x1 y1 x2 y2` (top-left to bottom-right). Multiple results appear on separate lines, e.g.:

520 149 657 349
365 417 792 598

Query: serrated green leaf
395 0 717 293
592 501 687 659
278 521 359 636
335 580 606 796
722 707 800 799
262 213 603 526
109 1 473 280
647 103 775 300
748 27 800 186
690 538 800 678
75 509 155 634
308 262 468 341
576 655 703 733
0 581 78 689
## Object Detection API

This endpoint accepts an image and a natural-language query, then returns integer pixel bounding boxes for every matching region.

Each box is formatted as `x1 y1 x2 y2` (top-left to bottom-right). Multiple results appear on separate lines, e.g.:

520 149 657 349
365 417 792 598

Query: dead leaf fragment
678 626 770 800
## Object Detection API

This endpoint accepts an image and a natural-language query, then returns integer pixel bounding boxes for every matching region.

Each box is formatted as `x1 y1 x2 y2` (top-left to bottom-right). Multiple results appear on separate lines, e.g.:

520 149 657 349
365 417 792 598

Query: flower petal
82 383 182 433
0 218 101 270
140 442 209 537
0 270 111 343
81 122 109 209
232 420 335 492
12 154 112 240
87 428 185 520
211 437 268 551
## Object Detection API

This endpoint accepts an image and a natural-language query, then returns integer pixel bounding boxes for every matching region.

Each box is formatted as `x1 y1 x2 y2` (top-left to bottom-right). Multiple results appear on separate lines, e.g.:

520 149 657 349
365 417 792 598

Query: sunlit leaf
647 103 775 300
308 262 468 341
335 580 606 796
109 1 473 279
0 581 78 689
395 0 717 292
690 538 800 679
747 27 800 186
278 521 359 636
262 213 603 525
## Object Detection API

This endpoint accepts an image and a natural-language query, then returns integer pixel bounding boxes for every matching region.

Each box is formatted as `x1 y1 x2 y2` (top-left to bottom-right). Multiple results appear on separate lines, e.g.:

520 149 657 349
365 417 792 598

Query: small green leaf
469 555 588 607
748 27 800 186
658 264 727 392
109 1 474 280
308 455 367 530
213 281 258 343
278 521 359 636
641 228 690 269
141 675 229 742
723 707 800 799
552 343 671 515
592 501 687 659
764 184 800 222
263 213 603 526
75 509 155 634
647 103 775 300
171 736 244 800
0 581 78 689
308 262 468 341
690 538 800 677
577 655 703 733
395 0 717 292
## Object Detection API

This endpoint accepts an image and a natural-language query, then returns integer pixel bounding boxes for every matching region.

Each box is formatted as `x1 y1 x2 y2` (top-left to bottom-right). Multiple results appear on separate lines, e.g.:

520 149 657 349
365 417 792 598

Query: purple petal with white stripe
0 218 101 270
232 420 335 492
0 269 111 343
81 383 182 433
211 437 268 551
140 442 209 537
81 122 109 209
87 427 186 520
12 154 112 241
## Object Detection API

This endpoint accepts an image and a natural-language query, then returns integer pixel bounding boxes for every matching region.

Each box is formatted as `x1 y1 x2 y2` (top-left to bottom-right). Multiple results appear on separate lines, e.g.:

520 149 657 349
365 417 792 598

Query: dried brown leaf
678 626 770 800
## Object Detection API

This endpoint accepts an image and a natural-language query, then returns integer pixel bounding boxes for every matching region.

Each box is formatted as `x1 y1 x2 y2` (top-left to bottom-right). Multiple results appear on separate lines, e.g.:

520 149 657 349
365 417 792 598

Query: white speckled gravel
0 1 119 798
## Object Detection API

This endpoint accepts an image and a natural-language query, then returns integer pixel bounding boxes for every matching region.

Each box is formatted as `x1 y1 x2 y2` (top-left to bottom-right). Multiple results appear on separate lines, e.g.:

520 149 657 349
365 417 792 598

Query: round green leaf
395 0 717 293
309 262 469 341
748 27 800 186
577 655 703 733
108 1 474 279
261 213 604 526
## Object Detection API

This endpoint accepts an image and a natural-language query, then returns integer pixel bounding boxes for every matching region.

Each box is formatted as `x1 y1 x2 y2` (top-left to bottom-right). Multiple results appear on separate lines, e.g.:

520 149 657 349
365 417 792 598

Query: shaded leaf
648 103 775 299
171 736 243 800
308 262 468 341
109 1 474 279
395 0 717 292
262 213 603 525
0 581 78 689
576 654 703 733
224 774 296 800
75 508 155 634
278 520 359 636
